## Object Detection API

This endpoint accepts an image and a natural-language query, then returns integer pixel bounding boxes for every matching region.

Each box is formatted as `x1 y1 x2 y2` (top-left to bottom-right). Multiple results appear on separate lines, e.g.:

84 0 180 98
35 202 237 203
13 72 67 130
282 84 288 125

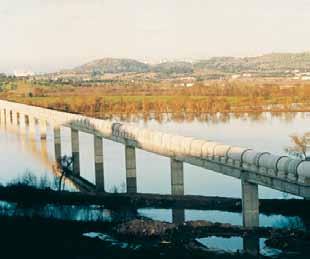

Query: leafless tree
58 155 73 191
286 132 310 160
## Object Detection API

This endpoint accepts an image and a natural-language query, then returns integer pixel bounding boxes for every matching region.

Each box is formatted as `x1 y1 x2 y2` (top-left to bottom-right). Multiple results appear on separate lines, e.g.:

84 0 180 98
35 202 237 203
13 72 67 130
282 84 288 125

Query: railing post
125 145 137 193
94 135 105 192
53 126 62 163
241 178 259 228
71 128 80 176
170 158 185 223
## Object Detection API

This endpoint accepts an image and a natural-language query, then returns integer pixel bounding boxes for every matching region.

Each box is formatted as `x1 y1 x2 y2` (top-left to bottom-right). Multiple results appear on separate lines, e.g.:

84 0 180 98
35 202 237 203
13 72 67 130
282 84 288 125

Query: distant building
292 71 310 80
14 70 34 77
231 74 241 79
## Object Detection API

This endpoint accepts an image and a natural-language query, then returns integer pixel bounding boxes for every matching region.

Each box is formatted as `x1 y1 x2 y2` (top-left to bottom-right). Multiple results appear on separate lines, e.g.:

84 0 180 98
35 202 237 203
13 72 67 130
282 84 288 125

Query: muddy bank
114 219 310 254
0 216 263 259
1 215 309 258
115 219 310 243
1 185 310 217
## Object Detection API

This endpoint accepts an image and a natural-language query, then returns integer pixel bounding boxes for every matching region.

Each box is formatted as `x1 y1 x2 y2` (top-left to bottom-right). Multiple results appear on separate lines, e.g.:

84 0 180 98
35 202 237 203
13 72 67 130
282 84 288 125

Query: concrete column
39 120 48 139
16 112 20 126
40 138 49 166
24 115 30 136
28 116 37 139
0 109 5 125
71 128 80 176
172 209 185 224
19 114 27 134
170 158 185 224
94 135 105 191
5 109 10 124
241 179 259 228
243 236 260 256
53 127 62 163
171 158 184 195
9 110 13 124
25 115 29 125
125 145 137 194
11 111 18 126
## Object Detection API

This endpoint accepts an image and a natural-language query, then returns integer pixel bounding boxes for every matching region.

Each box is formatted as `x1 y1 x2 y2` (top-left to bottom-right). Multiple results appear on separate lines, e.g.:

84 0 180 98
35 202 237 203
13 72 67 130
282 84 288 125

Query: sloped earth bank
1 185 310 217
0 216 310 259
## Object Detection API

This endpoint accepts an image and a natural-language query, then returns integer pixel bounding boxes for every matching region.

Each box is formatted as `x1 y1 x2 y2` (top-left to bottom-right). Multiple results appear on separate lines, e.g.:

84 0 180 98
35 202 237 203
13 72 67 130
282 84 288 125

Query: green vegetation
0 75 17 92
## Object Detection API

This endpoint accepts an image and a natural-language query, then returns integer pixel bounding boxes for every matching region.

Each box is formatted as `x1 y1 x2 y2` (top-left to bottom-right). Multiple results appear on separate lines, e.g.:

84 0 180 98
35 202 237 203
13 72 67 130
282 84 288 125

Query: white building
14 70 34 77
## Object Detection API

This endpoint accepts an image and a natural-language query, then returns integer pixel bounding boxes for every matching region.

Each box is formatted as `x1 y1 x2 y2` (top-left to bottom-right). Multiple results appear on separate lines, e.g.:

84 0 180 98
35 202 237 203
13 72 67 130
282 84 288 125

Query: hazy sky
1 0 310 73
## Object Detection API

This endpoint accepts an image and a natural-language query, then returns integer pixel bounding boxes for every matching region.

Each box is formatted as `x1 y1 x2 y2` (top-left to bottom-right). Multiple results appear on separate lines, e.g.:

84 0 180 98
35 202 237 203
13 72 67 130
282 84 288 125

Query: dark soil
0 216 256 259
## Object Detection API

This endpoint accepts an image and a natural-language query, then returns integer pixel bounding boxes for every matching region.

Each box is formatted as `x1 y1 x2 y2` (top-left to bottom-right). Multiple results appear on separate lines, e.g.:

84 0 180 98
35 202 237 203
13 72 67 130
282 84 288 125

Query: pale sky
1 0 310 73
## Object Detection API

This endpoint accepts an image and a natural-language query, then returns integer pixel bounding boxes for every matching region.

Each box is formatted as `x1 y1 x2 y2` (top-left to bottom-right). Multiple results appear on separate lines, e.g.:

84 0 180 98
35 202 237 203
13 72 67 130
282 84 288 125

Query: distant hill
194 52 310 73
153 61 193 74
70 58 193 75
55 52 310 79
72 58 150 74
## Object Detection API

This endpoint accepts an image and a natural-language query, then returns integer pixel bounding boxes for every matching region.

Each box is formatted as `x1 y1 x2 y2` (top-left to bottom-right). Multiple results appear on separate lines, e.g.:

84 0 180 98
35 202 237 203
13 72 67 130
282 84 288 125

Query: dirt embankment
1 185 310 218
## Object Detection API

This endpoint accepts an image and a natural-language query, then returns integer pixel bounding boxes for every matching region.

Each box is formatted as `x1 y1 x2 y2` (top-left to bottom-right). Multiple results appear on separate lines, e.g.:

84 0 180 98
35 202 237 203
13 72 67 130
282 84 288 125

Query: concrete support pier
16 112 20 126
12 111 18 126
5 109 10 124
39 120 48 139
40 138 49 165
4 109 8 125
172 209 185 224
19 114 27 134
0 109 4 124
71 129 80 176
243 236 260 256
125 145 137 193
241 179 259 228
9 110 13 124
28 116 37 139
53 127 62 163
94 135 105 192
170 158 184 195
170 158 185 223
